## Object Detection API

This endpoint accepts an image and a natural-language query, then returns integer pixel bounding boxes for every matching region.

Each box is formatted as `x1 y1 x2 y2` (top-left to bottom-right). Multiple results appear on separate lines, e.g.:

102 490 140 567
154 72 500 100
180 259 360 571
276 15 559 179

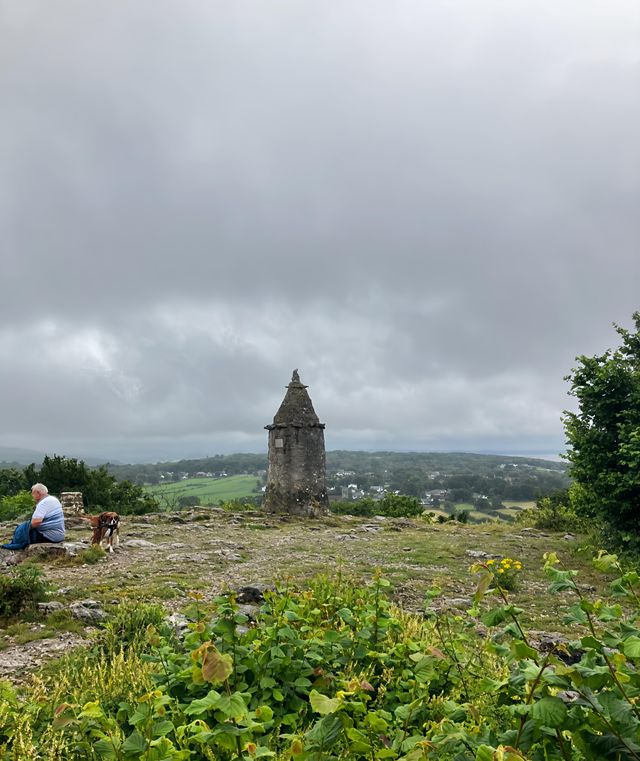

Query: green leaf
183 689 221 716
254 704 274 722
363 711 388 732
310 689 341 715
593 551 619 572
122 730 148 754
530 697 567 728
216 693 247 720
623 636 640 658
305 713 343 749
79 701 105 719
93 739 119 760
474 571 492 603
511 640 538 660
481 606 510 627
152 720 174 738
475 746 495 761
413 656 436 683
580 635 603 650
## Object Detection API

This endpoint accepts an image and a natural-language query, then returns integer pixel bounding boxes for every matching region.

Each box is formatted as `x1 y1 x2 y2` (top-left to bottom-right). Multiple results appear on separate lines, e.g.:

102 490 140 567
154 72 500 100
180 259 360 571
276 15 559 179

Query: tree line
0 455 158 519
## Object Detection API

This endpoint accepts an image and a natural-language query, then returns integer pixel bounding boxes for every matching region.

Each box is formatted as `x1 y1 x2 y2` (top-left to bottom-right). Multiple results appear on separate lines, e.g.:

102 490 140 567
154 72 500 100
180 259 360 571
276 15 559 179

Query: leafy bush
10 557 640 759
330 493 424 517
0 564 49 618
0 490 33 522
517 488 582 532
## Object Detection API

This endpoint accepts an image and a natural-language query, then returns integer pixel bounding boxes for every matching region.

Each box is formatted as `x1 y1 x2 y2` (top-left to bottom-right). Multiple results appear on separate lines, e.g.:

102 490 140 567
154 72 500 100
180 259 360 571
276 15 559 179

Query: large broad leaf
530 697 567 728
511 640 538 660
122 730 148 754
623 636 640 659
593 551 619 573
92 739 120 760
474 571 492 604
216 692 247 720
79 701 105 719
183 689 221 716
481 606 511 627
152 719 175 738
598 692 639 735
147 737 188 761
202 648 233 683
310 689 341 715
305 713 344 749
413 656 437 684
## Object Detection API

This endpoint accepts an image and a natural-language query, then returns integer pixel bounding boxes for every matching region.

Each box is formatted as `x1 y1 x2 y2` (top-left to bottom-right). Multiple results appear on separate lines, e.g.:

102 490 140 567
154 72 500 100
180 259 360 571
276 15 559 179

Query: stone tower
263 370 329 516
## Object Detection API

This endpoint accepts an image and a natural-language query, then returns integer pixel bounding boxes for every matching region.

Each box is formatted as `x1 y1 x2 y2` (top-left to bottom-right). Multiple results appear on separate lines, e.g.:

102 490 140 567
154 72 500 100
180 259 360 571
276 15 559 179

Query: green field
145 475 261 509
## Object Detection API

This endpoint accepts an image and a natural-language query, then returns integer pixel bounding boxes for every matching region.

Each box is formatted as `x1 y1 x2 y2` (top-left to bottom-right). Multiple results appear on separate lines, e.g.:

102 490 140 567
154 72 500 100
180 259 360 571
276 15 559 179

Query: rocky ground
0 508 587 682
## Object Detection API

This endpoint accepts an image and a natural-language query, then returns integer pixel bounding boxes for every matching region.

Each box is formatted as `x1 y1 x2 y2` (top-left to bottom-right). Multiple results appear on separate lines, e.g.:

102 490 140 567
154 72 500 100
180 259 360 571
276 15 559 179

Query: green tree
564 312 640 534
37 455 88 494
0 468 27 499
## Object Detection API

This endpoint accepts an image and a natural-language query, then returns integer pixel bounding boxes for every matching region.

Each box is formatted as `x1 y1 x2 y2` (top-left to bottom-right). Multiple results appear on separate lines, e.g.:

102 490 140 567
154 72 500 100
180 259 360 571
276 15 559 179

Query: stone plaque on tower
263 370 329 516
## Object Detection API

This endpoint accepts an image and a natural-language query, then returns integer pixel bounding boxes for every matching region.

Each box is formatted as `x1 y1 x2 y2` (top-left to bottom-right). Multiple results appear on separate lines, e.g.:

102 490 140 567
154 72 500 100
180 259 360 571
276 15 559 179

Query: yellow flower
486 559 495 566
498 568 505 574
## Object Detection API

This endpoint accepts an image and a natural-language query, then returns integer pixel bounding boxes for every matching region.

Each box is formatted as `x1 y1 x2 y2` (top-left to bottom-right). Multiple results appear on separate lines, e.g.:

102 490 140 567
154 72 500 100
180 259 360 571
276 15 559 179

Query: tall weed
0 564 49 618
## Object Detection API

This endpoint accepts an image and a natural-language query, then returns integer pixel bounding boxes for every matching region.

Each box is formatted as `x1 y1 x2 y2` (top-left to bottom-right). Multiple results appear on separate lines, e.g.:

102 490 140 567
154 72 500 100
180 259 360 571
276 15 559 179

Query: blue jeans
29 528 55 544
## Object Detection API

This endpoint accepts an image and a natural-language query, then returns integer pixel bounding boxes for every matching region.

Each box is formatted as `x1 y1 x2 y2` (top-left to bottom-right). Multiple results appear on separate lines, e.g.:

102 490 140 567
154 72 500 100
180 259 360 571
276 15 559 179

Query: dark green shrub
517 489 582 532
0 564 49 617
0 490 33 522
329 497 377 516
330 493 424 518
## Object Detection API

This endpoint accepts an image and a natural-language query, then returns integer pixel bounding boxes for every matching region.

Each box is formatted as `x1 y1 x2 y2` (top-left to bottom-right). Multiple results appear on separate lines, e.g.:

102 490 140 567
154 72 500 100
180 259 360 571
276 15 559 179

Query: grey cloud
1 1 638 460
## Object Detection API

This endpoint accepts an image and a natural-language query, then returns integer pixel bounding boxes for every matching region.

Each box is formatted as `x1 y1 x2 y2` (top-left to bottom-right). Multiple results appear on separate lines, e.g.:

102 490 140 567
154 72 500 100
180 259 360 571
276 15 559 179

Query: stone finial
292 368 300 383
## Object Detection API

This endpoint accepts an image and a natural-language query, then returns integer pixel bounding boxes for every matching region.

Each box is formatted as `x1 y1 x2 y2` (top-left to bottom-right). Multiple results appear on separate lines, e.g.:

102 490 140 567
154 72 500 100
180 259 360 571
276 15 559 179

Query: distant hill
0 445 47 466
0 446 112 468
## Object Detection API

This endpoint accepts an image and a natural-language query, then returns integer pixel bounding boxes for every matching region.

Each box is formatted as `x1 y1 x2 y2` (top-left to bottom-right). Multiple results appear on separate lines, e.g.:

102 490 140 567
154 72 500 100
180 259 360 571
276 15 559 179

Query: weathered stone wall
60 492 85 515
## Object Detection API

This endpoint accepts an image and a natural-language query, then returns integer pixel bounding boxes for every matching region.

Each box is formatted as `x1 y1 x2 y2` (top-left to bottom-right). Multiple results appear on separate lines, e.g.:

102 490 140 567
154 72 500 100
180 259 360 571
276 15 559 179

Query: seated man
2 483 66 550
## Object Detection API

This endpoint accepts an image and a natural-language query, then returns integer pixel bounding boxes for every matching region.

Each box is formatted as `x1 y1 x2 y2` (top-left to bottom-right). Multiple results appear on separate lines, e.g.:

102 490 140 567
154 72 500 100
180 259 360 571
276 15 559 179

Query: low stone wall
60 492 84 515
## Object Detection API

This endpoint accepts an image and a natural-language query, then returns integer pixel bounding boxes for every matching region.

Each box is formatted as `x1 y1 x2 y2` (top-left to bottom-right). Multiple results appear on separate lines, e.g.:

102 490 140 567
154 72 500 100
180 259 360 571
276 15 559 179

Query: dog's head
99 511 120 529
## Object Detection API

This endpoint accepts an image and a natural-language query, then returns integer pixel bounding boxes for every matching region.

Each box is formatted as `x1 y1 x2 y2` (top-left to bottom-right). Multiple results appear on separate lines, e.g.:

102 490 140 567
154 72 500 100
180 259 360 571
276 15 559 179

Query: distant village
153 458 567 507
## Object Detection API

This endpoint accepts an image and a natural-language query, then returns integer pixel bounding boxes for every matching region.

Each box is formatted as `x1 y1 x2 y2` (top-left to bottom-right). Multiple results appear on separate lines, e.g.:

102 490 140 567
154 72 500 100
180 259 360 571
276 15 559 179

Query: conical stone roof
268 369 323 428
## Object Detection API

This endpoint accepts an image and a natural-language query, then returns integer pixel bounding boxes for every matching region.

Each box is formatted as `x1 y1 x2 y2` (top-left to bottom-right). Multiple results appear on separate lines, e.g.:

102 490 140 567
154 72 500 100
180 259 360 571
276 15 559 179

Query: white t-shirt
32 495 65 542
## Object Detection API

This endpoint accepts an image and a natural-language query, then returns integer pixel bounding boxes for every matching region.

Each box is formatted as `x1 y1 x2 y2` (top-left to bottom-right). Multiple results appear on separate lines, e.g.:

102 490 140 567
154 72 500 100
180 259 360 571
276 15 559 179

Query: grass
144 474 260 509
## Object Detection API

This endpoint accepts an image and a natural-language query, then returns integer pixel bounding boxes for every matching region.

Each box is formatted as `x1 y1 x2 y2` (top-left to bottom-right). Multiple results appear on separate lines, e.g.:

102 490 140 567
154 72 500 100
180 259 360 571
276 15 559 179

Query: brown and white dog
81 511 120 553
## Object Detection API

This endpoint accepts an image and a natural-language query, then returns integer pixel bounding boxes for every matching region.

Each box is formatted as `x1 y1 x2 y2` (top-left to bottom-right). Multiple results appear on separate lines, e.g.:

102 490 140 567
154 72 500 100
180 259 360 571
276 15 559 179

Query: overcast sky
1 1 638 463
